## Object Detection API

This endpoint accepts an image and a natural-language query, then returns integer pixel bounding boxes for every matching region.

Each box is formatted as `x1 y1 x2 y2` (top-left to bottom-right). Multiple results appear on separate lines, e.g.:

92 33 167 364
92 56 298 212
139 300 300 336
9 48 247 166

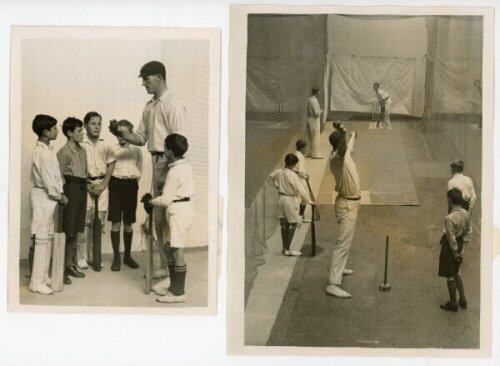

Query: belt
111 176 137 183
150 151 164 156
64 175 87 184
88 175 105 181
339 195 361 201
278 192 295 197
173 197 190 203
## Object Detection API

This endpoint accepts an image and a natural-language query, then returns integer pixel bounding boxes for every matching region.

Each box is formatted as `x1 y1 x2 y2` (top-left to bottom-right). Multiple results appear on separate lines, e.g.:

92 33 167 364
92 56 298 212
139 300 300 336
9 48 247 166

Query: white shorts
278 195 300 224
166 201 194 248
30 187 57 239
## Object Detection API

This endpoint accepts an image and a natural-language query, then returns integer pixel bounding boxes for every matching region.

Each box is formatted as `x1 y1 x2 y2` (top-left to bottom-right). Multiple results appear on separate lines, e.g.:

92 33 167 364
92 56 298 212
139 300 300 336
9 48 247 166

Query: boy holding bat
29 114 68 294
57 117 88 284
79 111 115 270
268 154 315 257
142 133 194 303
108 120 143 271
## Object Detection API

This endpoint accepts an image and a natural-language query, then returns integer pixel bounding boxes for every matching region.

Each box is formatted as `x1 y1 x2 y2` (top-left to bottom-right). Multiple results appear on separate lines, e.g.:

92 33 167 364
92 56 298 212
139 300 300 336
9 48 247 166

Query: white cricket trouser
307 116 321 157
328 196 360 285
383 101 392 129
29 188 57 289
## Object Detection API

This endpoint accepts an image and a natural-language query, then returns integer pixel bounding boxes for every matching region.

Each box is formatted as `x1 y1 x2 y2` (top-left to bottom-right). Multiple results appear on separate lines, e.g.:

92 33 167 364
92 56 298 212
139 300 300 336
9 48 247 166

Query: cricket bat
92 195 101 272
51 204 65 291
145 211 153 294
306 178 321 221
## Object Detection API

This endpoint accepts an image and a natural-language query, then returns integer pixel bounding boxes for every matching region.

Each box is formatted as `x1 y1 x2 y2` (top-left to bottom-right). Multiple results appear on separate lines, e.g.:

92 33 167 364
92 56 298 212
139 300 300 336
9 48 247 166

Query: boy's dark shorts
62 176 87 237
108 177 138 224
438 234 464 278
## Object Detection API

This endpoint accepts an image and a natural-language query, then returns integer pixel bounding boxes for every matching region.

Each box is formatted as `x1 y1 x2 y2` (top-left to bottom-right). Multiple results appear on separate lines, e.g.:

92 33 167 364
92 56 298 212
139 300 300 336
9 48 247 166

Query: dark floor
266 120 481 348
19 247 208 309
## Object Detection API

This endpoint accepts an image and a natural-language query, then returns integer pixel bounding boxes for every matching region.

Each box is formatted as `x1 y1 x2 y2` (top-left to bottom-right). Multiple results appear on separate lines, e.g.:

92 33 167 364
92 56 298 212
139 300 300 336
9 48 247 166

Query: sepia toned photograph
228 5 494 356
8 26 220 314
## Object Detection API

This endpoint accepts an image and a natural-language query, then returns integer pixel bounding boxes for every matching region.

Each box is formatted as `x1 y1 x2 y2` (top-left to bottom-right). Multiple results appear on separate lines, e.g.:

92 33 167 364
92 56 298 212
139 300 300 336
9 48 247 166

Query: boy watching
143 133 195 303
268 154 315 257
438 188 471 312
79 111 115 270
29 114 68 294
57 117 88 284
108 120 143 271
447 160 476 212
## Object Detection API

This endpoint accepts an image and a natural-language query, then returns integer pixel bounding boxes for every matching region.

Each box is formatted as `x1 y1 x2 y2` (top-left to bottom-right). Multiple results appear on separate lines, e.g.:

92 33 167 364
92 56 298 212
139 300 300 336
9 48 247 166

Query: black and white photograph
8 26 220 314
228 5 494 356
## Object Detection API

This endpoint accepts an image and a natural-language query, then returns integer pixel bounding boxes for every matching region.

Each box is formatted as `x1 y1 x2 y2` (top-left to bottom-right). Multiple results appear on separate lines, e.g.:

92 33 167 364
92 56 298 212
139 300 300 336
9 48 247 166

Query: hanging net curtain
244 14 327 303
326 14 428 117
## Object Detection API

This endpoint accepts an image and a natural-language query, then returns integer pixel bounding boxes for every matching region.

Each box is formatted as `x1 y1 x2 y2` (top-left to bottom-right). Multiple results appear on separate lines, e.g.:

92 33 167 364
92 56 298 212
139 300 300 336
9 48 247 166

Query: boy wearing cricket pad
143 133 194 303
108 120 143 271
79 111 115 270
57 117 88 284
268 154 315 257
29 114 68 294
438 188 471 312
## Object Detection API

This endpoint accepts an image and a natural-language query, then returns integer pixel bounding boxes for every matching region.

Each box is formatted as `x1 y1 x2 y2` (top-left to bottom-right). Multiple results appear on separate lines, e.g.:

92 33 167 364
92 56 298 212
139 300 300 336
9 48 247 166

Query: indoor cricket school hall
244 14 483 348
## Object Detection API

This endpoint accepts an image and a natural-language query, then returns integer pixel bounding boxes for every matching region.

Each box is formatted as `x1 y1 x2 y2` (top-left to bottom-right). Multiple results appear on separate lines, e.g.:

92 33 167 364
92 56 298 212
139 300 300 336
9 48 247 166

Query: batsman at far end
326 122 361 299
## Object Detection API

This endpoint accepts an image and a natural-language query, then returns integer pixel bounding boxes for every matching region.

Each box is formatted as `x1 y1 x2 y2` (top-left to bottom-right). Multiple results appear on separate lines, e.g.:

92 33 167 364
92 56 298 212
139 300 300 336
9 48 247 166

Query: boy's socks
280 219 289 252
123 230 132 257
110 231 121 271
287 224 297 252
123 230 139 268
446 278 458 305
167 260 176 279
455 275 467 308
170 265 187 296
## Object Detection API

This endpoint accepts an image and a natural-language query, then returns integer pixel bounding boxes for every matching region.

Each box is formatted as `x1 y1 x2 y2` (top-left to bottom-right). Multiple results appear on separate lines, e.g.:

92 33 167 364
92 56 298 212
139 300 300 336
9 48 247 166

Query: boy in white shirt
29 114 68 294
268 154 315 256
143 133 195 303
373 83 392 129
78 111 115 270
447 160 476 212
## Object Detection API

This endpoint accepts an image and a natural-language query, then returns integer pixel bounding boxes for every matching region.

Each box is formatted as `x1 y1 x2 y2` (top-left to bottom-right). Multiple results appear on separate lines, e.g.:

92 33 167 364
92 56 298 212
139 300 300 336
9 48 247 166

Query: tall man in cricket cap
110 61 187 294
